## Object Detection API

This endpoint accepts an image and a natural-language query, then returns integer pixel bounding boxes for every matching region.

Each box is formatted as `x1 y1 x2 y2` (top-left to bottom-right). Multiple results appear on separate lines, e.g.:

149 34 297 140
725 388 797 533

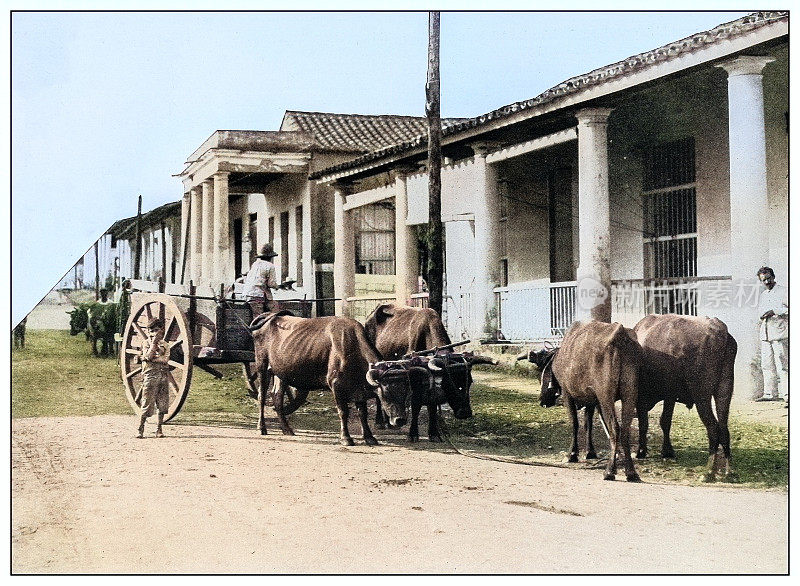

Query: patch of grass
445 369 788 489
11 330 257 420
12 331 788 489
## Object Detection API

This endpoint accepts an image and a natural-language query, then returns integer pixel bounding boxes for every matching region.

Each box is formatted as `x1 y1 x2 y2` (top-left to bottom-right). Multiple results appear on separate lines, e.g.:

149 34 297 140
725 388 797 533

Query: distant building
175 111 466 309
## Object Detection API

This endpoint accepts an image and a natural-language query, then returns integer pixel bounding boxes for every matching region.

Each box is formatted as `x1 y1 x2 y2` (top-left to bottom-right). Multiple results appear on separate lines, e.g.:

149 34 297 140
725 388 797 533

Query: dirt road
11 415 787 574
24 290 73 330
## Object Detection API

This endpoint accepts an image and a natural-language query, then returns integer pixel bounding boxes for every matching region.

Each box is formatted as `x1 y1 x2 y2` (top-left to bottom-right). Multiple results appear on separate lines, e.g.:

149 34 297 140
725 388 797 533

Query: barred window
642 137 697 315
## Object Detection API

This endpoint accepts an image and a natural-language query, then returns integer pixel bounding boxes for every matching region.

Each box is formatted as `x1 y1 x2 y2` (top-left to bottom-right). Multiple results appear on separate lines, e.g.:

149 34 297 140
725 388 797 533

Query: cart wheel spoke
132 321 147 341
126 366 142 379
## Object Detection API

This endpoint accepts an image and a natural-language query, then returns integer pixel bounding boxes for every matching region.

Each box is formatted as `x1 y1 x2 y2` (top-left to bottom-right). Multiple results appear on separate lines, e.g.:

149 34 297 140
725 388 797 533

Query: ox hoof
259 428 268 436
626 473 642 483
661 449 676 459
364 436 379 446
408 435 420 443
568 454 579 464
281 429 295 436
636 450 648 460
428 435 443 443
603 472 616 481
340 437 355 447
586 451 597 460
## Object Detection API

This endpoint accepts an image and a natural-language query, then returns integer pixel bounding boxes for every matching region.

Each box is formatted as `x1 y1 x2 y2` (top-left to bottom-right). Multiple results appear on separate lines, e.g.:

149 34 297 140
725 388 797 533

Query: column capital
391 165 420 181
213 171 231 181
332 180 354 196
575 107 614 126
472 141 502 158
716 55 775 77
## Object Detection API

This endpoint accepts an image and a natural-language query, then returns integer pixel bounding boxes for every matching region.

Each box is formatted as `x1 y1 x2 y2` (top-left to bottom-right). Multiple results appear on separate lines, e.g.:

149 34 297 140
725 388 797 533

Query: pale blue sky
11 10 752 323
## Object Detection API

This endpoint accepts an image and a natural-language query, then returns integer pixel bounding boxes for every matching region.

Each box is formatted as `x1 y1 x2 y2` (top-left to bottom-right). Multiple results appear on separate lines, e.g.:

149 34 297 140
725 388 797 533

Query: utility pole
94 241 100 300
133 195 142 280
426 11 444 316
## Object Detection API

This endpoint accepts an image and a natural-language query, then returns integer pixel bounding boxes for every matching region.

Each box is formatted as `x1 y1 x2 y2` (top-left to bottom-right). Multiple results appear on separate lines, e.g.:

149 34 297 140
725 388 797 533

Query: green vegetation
12 331 787 489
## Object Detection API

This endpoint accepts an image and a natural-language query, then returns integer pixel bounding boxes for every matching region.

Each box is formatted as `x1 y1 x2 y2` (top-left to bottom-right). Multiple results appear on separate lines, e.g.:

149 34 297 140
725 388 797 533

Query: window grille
642 137 697 315
354 202 396 275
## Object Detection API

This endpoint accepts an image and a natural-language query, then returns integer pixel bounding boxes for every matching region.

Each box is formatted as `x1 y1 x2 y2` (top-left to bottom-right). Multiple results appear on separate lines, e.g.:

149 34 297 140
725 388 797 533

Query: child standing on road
136 317 170 438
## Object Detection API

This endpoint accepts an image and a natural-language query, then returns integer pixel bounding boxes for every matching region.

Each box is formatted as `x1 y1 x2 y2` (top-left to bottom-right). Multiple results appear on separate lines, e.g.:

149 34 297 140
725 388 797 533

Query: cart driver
237 243 292 319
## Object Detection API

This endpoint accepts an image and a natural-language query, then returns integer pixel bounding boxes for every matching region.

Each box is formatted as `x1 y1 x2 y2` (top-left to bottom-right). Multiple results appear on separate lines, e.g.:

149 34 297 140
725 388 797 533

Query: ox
249 311 406 446
533 321 642 482
519 346 600 461
86 302 119 357
633 314 736 480
364 304 495 442
13 317 27 349
67 304 90 338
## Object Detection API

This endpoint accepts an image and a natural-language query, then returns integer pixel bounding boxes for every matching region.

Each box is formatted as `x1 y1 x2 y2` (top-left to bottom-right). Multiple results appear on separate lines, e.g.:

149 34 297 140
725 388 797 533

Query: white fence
494 277 731 341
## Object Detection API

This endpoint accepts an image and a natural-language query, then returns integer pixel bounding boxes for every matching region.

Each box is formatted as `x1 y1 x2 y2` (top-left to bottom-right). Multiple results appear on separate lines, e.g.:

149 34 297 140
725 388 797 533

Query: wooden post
133 195 142 280
426 11 444 316
94 240 100 300
161 221 167 283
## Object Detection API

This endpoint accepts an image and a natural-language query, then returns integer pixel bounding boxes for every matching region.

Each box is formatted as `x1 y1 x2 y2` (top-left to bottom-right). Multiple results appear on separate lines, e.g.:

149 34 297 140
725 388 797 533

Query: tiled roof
109 201 182 240
281 111 469 153
311 11 788 179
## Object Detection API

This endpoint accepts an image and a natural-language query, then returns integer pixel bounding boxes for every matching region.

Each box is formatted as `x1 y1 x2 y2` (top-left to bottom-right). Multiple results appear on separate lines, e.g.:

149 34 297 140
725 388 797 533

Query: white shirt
241 259 278 300
758 283 788 341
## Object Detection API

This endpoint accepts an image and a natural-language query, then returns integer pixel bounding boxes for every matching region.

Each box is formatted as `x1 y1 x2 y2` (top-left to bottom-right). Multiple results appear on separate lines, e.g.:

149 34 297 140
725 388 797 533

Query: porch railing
346 294 396 324
494 276 731 342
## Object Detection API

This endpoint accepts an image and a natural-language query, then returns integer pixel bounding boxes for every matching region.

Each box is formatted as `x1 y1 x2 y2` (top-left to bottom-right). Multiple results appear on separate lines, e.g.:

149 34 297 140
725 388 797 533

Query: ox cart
119 279 321 422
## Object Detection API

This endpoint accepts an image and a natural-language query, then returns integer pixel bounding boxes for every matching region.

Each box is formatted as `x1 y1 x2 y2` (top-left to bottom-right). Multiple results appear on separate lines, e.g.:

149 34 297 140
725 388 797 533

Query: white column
717 55 774 396
333 183 355 317
393 168 418 306
302 180 314 297
179 192 189 284
213 172 231 286
201 179 214 285
472 144 502 339
575 108 613 323
189 186 202 284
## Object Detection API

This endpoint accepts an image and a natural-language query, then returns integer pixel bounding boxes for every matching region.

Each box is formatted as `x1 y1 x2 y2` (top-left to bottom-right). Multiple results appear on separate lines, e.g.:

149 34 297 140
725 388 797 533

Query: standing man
756 266 789 407
239 243 286 318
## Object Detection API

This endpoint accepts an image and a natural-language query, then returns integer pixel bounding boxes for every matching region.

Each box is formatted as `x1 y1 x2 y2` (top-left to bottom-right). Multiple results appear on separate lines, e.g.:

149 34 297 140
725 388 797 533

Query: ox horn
516 351 529 362
427 358 444 372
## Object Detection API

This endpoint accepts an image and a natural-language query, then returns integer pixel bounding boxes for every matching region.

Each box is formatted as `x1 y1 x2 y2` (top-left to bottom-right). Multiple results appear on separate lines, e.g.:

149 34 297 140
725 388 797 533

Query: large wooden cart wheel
120 294 193 422
242 363 309 416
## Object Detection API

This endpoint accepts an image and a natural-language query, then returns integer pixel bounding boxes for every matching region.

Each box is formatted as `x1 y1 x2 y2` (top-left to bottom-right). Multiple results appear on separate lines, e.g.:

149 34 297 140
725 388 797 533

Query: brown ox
364 304 491 442
544 320 642 482
634 314 736 480
250 311 391 446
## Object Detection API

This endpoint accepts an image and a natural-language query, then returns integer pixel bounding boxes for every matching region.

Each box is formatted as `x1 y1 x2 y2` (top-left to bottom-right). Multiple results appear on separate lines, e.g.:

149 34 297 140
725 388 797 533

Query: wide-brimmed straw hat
259 244 278 259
